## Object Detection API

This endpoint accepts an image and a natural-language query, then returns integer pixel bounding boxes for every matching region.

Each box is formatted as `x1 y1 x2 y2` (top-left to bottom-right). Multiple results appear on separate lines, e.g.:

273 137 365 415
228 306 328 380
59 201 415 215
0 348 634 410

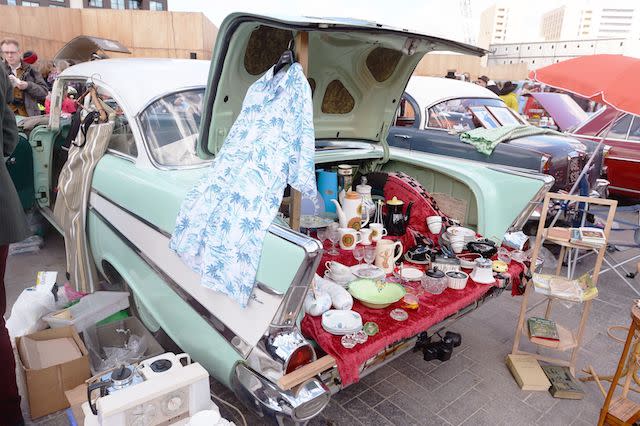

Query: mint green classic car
14 14 553 424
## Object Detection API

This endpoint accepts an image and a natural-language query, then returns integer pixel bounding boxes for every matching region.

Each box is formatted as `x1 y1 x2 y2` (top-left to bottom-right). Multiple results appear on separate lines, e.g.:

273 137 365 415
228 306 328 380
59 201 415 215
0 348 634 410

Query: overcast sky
169 0 567 44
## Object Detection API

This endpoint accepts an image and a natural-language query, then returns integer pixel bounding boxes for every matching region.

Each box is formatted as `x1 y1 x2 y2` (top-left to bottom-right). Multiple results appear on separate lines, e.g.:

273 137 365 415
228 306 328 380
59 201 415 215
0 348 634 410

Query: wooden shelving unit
511 192 617 375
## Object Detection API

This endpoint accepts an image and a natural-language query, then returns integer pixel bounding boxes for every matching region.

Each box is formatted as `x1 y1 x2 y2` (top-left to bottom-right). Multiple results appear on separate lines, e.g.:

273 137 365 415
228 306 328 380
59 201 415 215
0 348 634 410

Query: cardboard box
65 383 88 426
16 326 91 419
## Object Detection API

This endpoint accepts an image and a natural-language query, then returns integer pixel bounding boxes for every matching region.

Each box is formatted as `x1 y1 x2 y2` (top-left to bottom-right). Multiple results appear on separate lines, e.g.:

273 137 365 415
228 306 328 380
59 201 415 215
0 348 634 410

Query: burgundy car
528 93 638 199
572 108 640 198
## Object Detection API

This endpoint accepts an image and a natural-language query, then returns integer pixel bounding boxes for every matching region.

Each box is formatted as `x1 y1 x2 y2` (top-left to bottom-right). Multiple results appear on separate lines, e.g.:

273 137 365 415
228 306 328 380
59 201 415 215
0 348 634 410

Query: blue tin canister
316 169 338 213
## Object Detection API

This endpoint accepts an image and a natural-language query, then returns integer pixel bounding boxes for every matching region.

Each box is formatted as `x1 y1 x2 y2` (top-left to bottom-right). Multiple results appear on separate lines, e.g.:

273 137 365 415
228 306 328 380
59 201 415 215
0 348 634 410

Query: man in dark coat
1 65 28 426
1 39 48 117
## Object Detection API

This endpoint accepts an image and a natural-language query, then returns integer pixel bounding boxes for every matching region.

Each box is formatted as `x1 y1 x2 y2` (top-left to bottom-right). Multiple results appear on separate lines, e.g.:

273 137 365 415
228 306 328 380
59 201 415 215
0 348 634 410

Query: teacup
369 223 387 242
426 216 443 234
339 228 361 250
325 261 351 275
359 228 373 245
375 239 403 273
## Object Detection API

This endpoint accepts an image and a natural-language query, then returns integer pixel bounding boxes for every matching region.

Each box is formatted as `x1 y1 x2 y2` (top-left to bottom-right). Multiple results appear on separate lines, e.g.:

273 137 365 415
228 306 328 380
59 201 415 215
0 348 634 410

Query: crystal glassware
316 228 327 249
353 246 365 264
327 228 340 256
364 245 376 265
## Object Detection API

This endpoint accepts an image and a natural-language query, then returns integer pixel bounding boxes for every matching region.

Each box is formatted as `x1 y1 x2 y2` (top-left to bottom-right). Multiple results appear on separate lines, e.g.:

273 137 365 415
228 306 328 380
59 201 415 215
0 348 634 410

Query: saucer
350 264 385 280
324 270 356 287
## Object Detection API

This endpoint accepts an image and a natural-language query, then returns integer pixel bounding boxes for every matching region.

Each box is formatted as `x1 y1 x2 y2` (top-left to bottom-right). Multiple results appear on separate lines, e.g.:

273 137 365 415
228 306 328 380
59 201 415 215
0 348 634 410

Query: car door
602 114 640 197
577 113 640 197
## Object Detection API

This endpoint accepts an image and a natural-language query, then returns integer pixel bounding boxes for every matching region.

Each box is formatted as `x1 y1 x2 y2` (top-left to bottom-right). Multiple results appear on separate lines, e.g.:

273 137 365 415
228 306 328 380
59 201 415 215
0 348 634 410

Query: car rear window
139 89 208 167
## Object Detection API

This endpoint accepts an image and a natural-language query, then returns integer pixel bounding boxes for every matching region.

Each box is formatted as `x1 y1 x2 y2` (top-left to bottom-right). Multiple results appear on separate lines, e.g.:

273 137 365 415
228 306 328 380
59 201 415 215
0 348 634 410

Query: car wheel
99 260 160 332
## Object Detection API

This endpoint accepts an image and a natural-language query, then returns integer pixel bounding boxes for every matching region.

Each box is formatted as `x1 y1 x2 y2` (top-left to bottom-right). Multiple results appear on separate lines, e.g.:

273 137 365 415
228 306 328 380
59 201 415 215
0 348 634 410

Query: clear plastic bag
93 330 149 372
8 235 44 255
6 272 68 339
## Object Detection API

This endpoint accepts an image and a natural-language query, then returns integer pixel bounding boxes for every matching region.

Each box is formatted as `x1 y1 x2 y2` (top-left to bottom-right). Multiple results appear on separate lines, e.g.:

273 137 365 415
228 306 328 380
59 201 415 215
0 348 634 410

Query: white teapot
331 191 369 230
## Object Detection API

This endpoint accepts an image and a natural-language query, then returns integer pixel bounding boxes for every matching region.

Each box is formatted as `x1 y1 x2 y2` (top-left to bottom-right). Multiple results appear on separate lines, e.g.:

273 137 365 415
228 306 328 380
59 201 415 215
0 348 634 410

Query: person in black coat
0 65 28 426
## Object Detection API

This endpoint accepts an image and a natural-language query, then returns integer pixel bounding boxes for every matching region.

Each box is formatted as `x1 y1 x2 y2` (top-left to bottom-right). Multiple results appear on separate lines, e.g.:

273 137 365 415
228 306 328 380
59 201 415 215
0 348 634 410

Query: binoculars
414 331 462 362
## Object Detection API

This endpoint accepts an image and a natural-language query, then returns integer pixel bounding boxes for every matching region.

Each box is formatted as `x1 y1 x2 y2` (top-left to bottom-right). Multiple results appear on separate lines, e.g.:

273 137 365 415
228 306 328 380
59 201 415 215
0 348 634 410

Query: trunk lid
197 13 486 158
529 92 588 132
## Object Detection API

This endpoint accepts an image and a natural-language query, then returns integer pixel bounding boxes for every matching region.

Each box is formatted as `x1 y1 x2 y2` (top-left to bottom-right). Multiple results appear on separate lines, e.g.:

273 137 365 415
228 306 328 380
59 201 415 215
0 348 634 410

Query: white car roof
59 58 209 115
406 76 500 109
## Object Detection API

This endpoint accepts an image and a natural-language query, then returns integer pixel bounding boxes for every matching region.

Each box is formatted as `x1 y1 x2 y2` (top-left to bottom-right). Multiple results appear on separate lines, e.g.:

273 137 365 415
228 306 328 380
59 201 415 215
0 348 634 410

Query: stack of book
570 227 606 247
546 226 606 248
505 354 585 399
532 273 598 302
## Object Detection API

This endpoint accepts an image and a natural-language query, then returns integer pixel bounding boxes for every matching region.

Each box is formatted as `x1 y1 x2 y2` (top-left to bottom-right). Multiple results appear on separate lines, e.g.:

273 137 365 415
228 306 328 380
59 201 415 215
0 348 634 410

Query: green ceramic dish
348 279 406 309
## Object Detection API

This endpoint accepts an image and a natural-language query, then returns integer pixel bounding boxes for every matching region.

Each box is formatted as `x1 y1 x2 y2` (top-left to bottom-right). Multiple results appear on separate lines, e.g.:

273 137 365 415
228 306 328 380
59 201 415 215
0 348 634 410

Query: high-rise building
540 6 566 40
477 4 510 49
0 0 166 10
538 1 639 41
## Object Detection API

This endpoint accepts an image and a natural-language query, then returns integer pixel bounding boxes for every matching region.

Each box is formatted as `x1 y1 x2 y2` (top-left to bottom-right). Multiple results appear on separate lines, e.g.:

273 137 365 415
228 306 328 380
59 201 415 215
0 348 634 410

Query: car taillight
603 145 612 158
285 345 315 374
540 155 551 173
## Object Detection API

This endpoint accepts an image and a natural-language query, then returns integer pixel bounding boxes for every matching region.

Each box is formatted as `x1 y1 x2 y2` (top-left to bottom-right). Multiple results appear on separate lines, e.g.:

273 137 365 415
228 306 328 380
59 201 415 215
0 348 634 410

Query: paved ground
6 213 640 425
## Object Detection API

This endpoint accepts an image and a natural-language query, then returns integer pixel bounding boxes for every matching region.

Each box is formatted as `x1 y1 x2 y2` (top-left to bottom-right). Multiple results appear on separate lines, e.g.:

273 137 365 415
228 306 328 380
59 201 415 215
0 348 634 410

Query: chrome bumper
231 363 330 425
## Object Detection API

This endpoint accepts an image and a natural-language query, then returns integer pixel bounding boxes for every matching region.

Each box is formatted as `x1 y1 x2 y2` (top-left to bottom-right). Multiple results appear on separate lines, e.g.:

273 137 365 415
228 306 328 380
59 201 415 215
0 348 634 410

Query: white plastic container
42 291 129 333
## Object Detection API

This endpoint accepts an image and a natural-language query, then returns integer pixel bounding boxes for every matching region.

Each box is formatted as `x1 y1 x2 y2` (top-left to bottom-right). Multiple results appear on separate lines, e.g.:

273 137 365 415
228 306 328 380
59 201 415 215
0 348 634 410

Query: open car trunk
197 14 487 158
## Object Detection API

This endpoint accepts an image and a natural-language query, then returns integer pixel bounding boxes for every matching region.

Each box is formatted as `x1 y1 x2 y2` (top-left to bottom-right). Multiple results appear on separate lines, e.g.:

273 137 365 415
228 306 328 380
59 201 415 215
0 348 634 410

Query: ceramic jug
375 239 403 273
356 176 376 221
331 191 369 230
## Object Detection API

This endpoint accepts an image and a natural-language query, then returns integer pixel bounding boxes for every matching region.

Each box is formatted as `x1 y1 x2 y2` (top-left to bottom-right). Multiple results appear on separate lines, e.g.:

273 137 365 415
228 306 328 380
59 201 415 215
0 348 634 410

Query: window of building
87 0 103 7
149 0 163 10
128 0 140 8
7 0 17 4
111 0 124 8
22 1 39 5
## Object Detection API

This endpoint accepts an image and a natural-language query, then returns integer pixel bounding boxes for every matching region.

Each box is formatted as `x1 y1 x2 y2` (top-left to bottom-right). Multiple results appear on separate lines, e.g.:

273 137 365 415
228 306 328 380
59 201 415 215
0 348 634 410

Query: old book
547 227 571 242
528 317 560 341
541 365 585 400
506 354 551 391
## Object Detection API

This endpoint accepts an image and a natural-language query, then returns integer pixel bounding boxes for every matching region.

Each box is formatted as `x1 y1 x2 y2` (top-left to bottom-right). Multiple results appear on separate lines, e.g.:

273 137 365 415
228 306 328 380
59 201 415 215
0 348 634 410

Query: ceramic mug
359 228 373 245
339 228 361 250
375 239 403 273
369 223 387 242
426 216 443 234
325 261 351 275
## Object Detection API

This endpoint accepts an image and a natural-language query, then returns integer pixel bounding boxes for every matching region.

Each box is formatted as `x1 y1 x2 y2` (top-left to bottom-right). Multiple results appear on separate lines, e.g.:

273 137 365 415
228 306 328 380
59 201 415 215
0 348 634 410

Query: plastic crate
42 291 130 333
82 316 164 375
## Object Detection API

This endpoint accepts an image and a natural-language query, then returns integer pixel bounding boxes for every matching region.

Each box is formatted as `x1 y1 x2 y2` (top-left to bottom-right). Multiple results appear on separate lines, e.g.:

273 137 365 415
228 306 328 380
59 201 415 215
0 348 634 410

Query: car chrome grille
568 154 581 184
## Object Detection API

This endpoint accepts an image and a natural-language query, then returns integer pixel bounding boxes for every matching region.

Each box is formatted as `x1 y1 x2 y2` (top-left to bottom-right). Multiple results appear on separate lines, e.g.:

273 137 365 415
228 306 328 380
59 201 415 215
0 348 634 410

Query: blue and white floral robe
169 63 317 307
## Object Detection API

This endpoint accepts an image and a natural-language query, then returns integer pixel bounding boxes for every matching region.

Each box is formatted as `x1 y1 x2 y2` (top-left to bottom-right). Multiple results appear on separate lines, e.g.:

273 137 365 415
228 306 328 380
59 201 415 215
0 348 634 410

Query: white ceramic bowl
446 271 469 290
321 310 363 335
451 241 465 254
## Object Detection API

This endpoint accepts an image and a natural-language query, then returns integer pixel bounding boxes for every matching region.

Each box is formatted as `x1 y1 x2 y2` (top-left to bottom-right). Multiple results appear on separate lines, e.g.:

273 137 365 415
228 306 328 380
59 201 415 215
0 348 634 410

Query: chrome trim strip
267 224 323 329
609 185 640 195
88 201 253 358
91 189 172 238
607 156 640 163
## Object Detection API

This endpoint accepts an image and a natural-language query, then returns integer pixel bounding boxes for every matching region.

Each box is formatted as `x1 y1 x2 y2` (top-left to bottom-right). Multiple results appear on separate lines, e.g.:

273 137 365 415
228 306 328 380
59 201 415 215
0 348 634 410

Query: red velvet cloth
301 277 493 386
306 240 525 386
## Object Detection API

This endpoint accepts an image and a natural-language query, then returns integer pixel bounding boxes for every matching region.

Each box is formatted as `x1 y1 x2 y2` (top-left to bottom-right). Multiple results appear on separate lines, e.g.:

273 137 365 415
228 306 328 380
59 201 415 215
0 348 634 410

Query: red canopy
529 54 640 116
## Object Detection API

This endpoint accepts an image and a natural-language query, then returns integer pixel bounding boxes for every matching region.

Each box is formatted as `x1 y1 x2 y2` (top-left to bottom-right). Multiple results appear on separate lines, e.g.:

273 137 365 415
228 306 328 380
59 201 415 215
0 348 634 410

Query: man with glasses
1 39 47 117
